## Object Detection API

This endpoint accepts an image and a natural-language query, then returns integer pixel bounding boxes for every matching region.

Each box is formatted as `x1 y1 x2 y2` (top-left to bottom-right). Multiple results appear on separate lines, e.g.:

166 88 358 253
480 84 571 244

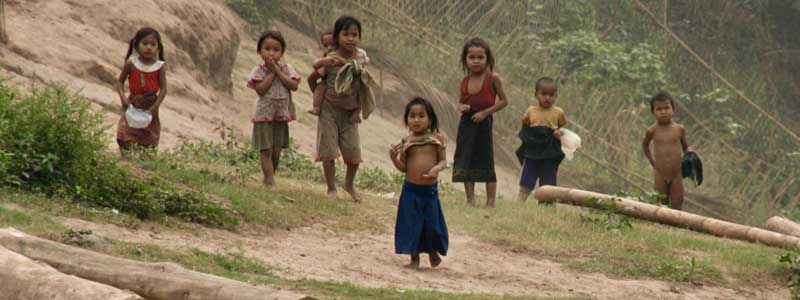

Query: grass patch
440 195 786 287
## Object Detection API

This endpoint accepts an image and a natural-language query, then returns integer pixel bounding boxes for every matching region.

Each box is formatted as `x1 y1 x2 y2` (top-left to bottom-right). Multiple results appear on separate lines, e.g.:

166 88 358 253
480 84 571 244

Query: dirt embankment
0 0 520 194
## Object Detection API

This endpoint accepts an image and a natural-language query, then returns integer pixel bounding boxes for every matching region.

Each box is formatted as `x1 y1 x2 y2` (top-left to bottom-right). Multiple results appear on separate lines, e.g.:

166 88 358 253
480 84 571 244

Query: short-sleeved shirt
521 105 567 129
323 49 369 110
247 63 301 123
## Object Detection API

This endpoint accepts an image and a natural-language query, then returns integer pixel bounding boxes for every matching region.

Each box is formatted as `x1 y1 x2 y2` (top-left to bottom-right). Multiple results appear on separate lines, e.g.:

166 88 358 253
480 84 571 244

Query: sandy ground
60 216 787 300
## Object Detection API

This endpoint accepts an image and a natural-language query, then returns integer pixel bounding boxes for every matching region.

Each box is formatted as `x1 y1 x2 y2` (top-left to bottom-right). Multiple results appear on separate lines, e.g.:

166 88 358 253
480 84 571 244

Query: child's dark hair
460 37 495 73
403 97 439 133
649 91 675 112
256 31 286 53
535 77 556 92
333 15 362 48
125 27 165 62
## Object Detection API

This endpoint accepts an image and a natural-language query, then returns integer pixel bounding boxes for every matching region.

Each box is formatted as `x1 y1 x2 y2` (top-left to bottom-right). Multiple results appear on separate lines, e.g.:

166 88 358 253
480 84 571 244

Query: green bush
227 0 282 29
0 82 235 227
780 248 800 299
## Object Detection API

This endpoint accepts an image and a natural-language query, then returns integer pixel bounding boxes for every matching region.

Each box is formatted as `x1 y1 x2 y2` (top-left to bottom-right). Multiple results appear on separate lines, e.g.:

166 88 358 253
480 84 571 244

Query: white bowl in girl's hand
125 107 152 128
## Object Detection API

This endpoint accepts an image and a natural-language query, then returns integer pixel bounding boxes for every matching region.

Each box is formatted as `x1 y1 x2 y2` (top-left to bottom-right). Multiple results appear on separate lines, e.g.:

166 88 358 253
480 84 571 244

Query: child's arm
149 66 168 114
253 73 277 97
389 144 406 172
115 61 133 109
520 108 531 126
472 74 509 122
269 61 300 91
679 124 690 153
642 127 656 168
554 110 568 139
307 70 321 91
312 57 340 69
423 141 448 179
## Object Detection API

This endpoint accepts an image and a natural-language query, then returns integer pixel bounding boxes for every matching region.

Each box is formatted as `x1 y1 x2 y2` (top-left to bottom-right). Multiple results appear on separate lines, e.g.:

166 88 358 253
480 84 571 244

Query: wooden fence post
0 0 8 43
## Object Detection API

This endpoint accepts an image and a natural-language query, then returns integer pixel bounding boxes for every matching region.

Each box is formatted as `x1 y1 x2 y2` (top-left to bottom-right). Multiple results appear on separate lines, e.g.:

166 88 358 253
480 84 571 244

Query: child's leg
271 148 282 172
343 162 361 202
260 149 275 186
517 159 538 202
464 182 476 205
668 176 685 210
534 159 561 205
308 82 326 116
653 174 669 205
538 159 561 187
429 251 442 268
322 160 337 199
406 253 420 269
517 187 532 202
486 182 497 208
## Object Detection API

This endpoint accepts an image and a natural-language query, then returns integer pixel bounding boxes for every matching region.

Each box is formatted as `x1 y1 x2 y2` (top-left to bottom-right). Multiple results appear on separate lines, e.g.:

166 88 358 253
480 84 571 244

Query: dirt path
60 218 786 300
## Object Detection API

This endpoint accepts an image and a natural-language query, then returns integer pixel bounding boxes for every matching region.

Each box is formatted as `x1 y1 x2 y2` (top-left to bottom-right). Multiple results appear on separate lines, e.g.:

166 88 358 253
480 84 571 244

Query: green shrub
227 0 282 29
780 248 800 299
0 82 235 227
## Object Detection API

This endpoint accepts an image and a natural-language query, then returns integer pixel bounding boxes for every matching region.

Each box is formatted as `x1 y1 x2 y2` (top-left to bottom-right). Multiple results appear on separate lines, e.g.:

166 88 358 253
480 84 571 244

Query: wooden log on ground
534 186 800 248
766 216 800 238
0 228 318 300
0 245 142 300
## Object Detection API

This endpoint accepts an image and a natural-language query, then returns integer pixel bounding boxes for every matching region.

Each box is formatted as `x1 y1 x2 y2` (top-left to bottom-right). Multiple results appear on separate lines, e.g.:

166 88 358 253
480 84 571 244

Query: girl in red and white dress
115 27 168 151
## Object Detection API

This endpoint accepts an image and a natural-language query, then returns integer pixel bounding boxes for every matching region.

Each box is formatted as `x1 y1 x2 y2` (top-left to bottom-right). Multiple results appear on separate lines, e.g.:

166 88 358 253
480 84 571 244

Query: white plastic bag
125 107 152 129
559 128 581 160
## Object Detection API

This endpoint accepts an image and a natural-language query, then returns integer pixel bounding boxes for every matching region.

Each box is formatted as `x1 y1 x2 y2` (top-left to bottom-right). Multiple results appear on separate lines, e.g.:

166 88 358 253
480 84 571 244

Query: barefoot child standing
452 37 508 208
390 97 449 268
115 27 168 152
315 15 376 202
247 31 301 186
516 77 568 202
642 92 690 210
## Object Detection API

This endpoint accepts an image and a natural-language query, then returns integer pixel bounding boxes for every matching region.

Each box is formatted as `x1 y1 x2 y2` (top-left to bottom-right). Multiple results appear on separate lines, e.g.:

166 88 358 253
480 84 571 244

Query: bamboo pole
0 228 317 300
633 0 800 145
0 245 142 300
765 216 800 238
534 186 800 248
0 0 7 43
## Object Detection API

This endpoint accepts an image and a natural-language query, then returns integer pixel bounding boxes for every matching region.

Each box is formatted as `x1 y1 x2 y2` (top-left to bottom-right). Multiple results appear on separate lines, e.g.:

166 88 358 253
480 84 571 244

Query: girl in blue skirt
389 97 449 268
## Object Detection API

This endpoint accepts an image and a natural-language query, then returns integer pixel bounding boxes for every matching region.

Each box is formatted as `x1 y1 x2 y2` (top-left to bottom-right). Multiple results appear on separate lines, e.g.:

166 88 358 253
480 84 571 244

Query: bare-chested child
642 92 690 210
307 30 369 116
390 97 449 269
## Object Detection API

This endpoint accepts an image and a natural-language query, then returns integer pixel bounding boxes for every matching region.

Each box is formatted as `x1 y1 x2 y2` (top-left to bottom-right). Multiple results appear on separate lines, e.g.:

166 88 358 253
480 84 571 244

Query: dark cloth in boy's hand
516 125 564 164
681 151 703 186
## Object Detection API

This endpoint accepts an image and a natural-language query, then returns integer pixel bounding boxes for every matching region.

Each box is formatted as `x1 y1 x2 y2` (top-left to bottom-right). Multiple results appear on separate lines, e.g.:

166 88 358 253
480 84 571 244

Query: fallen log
534 186 800 248
0 228 318 300
0 245 142 300
766 216 800 238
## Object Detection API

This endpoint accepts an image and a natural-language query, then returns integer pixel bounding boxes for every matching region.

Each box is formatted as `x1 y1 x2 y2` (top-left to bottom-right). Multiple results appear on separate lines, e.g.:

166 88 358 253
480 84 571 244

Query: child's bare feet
466 197 476 206
262 177 275 188
307 107 320 116
343 185 362 202
429 251 442 268
326 190 338 200
405 254 420 269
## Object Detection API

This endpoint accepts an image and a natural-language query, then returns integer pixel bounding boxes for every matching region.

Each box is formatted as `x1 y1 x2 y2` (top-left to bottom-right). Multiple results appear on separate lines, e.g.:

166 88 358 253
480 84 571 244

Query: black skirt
452 113 497 182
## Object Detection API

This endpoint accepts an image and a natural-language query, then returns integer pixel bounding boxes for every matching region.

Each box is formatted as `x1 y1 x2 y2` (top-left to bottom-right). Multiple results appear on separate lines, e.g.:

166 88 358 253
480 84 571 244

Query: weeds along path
60 216 783 300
